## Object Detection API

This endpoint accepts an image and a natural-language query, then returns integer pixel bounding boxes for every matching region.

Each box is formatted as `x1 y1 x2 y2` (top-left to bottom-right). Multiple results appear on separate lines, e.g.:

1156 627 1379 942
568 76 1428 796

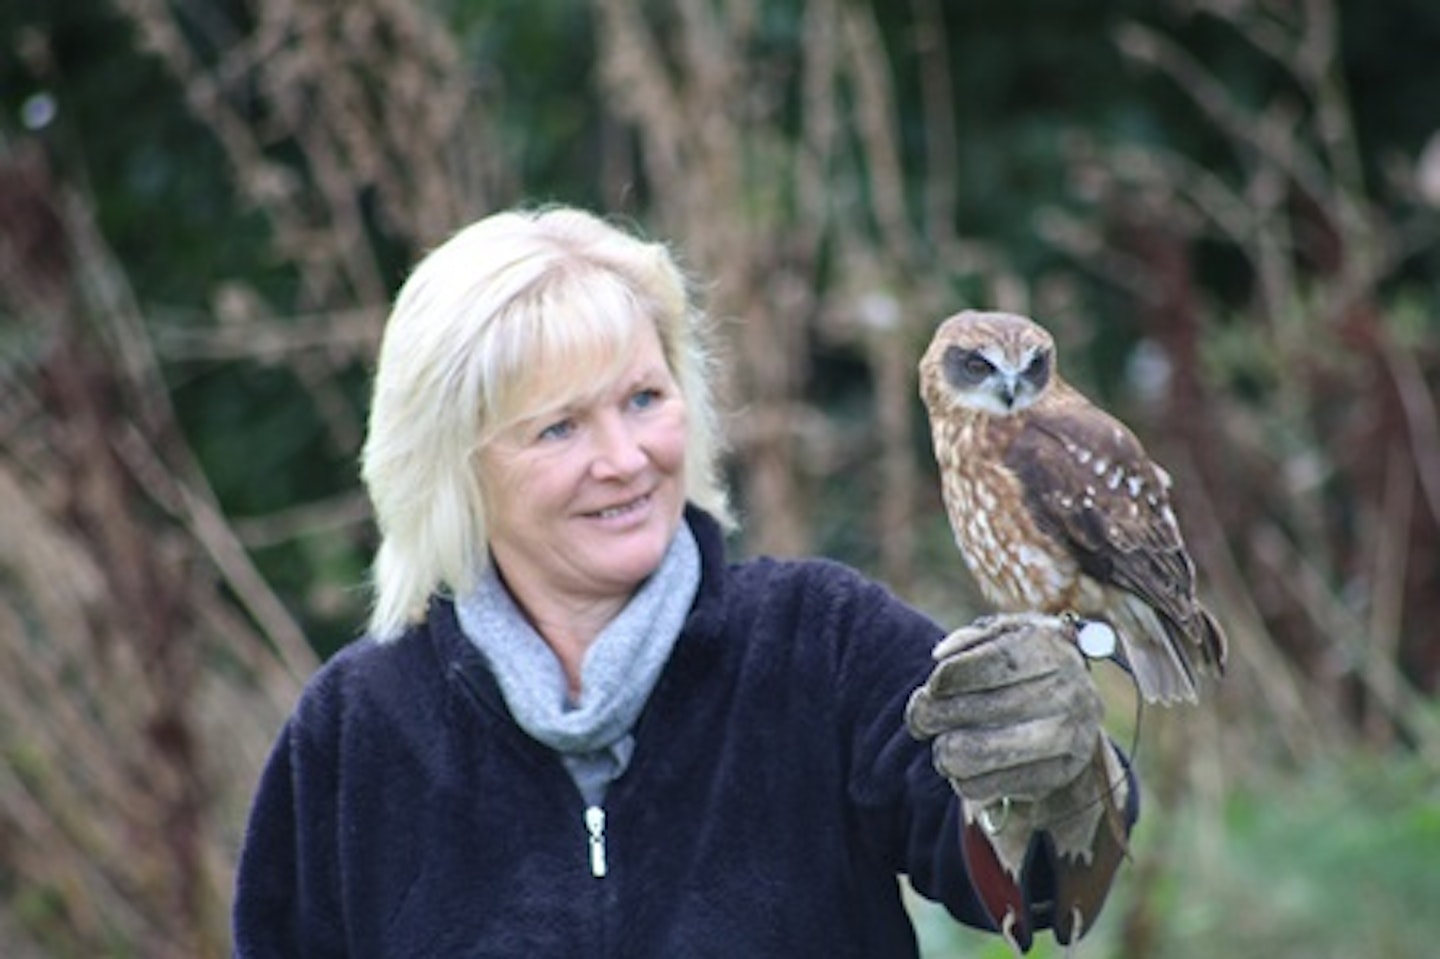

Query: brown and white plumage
919 310 1226 704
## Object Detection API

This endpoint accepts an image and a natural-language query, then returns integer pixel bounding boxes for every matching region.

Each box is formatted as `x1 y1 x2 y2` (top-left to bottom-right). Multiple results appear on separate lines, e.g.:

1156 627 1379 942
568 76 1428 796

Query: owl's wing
1005 404 1199 629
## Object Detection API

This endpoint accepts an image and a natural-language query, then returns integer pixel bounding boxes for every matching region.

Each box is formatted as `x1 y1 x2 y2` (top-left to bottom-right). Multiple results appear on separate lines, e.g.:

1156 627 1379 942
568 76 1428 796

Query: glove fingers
909 612 1109 810
953 755 1078 806
908 656 1101 739
934 713 1099 802
931 612 1067 661
928 622 1082 698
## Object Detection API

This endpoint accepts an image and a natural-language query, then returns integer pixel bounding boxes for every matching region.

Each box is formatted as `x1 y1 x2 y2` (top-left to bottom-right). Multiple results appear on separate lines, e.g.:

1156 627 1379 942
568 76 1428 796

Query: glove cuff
963 738 1131 875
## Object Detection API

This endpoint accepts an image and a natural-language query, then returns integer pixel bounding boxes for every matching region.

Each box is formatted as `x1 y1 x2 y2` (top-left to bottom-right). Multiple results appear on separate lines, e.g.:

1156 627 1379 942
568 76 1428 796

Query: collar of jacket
427 503 732 735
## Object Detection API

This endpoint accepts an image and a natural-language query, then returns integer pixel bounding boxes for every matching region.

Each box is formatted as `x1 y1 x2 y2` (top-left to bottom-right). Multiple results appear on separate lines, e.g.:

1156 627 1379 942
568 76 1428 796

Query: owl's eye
945 347 995 386
1022 351 1050 383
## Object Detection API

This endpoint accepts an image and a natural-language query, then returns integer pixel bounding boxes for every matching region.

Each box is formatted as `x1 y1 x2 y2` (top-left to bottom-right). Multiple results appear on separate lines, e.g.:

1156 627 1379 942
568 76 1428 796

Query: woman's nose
590 416 647 477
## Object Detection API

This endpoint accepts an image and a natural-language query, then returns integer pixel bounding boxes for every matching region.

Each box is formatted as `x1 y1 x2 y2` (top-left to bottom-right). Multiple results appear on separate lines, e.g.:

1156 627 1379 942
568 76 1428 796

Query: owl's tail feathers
1108 595 1200 704
1105 590 1231 704
1194 605 1228 678
1159 603 1228 698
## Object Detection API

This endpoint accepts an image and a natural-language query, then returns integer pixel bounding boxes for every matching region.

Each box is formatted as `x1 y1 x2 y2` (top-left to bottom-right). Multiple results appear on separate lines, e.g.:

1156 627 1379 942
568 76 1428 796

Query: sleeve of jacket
232 675 347 959
827 568 996 929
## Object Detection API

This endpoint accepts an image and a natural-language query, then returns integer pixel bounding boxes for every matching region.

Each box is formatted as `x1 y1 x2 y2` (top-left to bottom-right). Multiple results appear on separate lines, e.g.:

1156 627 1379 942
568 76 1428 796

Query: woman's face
479 320 688 609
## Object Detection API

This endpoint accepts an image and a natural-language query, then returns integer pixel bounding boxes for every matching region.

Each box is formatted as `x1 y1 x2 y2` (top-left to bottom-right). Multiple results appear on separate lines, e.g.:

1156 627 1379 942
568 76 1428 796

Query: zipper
451 663 612 881
584 805 608 877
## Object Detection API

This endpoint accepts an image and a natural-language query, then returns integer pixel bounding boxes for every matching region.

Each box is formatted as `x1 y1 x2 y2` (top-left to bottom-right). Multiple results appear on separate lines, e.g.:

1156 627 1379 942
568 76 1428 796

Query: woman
232 206 1134 957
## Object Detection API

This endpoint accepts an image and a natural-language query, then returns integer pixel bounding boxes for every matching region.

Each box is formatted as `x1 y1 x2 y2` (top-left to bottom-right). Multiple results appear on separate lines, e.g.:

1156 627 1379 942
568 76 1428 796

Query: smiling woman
358 206 732 643
478 321 691 690
231 205 1137 958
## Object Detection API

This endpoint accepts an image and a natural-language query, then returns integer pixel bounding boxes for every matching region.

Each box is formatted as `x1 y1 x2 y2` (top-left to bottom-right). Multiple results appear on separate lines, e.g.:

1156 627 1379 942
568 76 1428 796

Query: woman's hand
905 612 1103 807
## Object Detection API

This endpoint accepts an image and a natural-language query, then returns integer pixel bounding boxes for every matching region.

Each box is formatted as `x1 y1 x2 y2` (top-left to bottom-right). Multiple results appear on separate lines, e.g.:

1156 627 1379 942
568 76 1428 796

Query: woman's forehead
520 337 635 409
486 312 666 428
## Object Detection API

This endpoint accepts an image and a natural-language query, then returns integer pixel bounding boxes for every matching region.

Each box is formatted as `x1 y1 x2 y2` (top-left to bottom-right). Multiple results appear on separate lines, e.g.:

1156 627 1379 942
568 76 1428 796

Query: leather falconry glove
906 612 1131 954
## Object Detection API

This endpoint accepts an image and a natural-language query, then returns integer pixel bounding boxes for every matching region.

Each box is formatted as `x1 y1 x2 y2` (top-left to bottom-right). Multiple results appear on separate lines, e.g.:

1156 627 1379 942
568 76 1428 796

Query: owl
918 310 1226 704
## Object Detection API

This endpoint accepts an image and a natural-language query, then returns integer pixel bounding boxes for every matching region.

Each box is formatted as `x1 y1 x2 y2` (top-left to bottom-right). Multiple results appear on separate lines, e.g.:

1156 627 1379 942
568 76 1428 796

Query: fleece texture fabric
232 506 1106 958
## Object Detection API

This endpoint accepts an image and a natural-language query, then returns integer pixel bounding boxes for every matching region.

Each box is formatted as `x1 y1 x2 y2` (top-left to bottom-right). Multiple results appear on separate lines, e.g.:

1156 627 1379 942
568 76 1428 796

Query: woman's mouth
589 493 651 520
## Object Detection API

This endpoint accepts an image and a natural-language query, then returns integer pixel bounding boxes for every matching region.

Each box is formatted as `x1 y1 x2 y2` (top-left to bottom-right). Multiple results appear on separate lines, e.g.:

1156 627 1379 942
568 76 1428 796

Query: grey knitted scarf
456 524 700 803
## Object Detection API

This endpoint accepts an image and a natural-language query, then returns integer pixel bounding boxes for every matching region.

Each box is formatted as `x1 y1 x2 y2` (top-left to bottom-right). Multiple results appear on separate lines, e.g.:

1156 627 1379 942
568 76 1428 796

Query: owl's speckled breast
934 414 1078 612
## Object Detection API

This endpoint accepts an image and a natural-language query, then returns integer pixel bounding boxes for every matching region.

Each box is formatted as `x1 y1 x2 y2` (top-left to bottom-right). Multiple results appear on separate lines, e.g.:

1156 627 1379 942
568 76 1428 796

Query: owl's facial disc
942 344 1050 414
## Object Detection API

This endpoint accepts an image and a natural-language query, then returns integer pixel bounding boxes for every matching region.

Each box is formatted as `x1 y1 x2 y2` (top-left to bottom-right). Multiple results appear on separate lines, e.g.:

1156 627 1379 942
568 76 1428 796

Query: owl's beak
996 378 1017 409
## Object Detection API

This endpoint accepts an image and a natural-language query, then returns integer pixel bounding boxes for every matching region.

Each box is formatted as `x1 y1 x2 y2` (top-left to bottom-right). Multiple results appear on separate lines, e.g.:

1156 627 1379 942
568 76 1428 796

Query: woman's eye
537 418 574 441
629 388 662 411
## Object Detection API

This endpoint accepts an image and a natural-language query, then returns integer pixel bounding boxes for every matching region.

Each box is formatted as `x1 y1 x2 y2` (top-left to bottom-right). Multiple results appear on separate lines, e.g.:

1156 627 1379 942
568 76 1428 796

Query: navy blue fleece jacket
232 508 1098 957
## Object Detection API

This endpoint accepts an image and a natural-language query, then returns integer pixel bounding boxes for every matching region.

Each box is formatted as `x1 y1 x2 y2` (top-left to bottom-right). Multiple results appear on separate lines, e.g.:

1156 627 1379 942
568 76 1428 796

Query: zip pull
584 805 608 878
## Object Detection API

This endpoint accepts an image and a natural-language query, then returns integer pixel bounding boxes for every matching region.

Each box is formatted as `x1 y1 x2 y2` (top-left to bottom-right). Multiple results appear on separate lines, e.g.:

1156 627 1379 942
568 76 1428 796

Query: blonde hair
360 206 733 641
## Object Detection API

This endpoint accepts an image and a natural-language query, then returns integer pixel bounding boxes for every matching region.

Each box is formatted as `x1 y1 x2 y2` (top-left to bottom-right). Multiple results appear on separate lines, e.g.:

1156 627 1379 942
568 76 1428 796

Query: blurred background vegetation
2 0 1438 955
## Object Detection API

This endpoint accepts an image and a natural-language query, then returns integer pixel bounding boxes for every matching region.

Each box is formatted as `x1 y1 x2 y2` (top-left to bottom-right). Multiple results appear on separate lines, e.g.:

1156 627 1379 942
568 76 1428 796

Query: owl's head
919 310 1056 416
